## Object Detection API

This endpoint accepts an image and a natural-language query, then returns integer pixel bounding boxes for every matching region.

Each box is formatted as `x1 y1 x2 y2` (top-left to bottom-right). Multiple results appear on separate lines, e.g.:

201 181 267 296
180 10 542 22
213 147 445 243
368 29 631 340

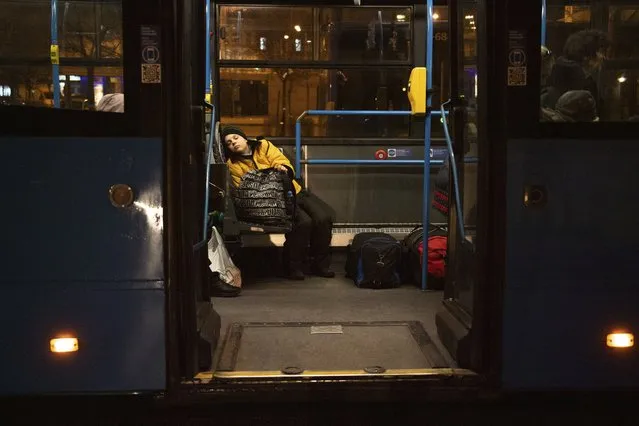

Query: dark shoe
311 267 335 278
287 269 305 281
210 278 241 298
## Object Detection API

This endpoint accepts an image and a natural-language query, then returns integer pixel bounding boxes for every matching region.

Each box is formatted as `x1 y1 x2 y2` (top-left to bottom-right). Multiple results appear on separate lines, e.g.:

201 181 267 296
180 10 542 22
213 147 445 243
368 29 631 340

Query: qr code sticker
507 66 527 86
141 63 161 84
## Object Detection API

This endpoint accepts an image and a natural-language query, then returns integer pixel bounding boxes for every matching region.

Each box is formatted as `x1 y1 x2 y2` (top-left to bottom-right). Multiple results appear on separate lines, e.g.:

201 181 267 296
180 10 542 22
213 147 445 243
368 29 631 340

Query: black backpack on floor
345 232 402 289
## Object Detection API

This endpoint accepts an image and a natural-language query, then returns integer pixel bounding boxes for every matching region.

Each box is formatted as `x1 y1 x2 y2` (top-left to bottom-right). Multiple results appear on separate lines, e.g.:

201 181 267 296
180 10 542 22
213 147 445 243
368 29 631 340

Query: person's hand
275 164 288 173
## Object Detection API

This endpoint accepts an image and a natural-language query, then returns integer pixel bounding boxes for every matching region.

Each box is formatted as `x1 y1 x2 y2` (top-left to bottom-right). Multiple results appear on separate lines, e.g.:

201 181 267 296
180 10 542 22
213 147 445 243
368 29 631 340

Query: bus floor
207 249 456 378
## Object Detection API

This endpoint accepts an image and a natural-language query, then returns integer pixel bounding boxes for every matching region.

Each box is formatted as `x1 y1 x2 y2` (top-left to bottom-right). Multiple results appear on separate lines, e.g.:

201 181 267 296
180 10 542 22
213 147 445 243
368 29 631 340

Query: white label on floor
310 325 343 334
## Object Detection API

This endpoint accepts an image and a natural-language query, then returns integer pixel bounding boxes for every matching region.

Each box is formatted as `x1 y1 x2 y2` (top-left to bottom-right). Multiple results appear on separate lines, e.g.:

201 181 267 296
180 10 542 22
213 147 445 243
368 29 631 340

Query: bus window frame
507 0 639 140
212 2 443 138
0 1 162 139
215 3 415 67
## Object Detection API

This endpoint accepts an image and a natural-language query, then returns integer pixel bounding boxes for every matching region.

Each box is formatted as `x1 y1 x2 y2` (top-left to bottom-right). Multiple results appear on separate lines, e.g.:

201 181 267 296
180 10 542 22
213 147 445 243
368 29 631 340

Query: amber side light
606 332 634 348
50 337 79 353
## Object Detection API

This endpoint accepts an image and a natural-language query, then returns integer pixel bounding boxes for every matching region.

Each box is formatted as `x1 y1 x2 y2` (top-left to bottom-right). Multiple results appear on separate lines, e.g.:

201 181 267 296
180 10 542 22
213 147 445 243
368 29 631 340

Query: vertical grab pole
205 0 211 97
204 0 212 241
421 0 434 291
295 115 304 180
541 0 547 46
51 0 60 108
201 104 215 246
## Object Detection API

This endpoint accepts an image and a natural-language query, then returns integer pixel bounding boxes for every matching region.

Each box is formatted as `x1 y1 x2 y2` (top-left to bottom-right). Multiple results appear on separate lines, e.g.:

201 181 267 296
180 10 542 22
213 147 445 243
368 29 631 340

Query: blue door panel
0 137 164 282
0 284 166 395
503 287 638 389
503 139 639 389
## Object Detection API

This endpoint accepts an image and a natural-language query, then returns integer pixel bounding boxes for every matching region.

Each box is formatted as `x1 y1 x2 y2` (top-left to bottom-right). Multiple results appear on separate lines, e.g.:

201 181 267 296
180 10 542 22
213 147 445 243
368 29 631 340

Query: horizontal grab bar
298 109 446 119
299 158 477 165
300 159 445 165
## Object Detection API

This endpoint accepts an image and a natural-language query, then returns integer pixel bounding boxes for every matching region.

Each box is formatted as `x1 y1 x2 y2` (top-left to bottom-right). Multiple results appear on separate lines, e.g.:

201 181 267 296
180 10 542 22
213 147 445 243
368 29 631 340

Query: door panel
435 0 482 368
440 0 479 313
0 137 166 395
0 0 168 394
503 138 639 388
501 0 639 389
1 137 163 282
0 284 165 394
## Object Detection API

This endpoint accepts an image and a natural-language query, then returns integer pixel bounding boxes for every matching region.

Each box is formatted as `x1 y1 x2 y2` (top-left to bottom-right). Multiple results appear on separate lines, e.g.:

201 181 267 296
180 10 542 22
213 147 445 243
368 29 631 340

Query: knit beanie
221 125 247 141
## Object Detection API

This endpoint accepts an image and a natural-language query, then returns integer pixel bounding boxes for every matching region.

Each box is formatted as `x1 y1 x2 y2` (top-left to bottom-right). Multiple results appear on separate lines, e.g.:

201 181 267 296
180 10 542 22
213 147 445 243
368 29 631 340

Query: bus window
218 6 413 64
218 67 412 138
317 7 412 63
541 3 639 121
219 6 315 62
220 79 269 117
0 0 124 112
216 5 453 138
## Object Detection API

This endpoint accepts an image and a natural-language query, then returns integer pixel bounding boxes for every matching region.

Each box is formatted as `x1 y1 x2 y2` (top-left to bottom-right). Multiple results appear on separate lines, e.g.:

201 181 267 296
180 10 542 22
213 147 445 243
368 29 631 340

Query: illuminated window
218 6 412 64
541 4 639 121
0 0 124 112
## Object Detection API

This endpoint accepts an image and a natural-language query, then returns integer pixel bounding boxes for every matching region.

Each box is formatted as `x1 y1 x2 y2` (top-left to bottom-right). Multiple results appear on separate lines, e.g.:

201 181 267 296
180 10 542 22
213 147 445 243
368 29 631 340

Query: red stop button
375 149 387 160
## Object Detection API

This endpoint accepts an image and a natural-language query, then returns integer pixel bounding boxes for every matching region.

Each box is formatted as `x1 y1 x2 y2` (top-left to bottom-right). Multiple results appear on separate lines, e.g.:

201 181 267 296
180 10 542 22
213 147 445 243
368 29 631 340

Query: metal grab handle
194 101 216 251
294 109 447 180
440 99 466 242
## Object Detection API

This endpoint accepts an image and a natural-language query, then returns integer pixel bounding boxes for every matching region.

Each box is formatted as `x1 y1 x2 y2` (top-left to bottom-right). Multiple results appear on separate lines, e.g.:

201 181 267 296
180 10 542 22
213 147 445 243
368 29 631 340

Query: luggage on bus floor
401 227 447 290
345 232 402 289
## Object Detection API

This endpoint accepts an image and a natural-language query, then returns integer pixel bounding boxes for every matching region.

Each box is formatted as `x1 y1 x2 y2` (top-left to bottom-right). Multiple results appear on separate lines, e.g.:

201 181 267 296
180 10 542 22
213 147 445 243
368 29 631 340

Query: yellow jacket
227 139 302 194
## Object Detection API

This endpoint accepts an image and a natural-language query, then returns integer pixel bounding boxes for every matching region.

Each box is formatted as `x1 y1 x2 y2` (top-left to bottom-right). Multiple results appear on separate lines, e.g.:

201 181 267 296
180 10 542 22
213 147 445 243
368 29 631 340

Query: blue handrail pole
196 1 216 249
194 103 216 250
205 0 211 95
300 158 473 165
302 109 442 116
51 0 60 108
421 0 434 291
295 118 304 179
304 159 444 166
441 100 465 242
541 0 547 46
304 110 413 116
294 109 448 179
203 105 215 241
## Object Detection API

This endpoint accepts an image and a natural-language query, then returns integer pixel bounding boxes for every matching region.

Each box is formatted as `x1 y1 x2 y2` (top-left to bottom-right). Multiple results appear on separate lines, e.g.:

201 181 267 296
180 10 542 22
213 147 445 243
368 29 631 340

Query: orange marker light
50 337 79 353
606 332 634 348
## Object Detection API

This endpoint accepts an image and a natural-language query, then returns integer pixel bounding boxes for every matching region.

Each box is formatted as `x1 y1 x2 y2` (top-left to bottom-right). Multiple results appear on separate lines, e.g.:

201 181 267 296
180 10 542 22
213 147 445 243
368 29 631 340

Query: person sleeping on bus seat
222 125 335 281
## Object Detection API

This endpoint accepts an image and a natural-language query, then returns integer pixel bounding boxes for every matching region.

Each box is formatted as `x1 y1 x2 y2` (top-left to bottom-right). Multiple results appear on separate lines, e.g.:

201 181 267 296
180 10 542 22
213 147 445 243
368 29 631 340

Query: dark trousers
283 190 334 272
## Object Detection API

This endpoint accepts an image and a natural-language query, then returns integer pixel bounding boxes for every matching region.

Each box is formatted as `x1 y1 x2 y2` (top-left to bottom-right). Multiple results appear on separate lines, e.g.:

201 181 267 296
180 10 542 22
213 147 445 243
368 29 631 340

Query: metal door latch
109 184 134 208
523 185 546 207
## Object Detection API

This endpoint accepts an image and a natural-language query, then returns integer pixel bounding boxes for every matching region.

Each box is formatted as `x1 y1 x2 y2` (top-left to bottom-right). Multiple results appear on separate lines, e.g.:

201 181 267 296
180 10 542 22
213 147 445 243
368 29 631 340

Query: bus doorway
184 0 488 386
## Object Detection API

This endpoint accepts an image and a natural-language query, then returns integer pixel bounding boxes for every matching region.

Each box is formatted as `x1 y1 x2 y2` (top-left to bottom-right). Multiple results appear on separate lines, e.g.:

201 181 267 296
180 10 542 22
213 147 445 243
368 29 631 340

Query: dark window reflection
542 4 639 121
0 0 124 111
218 6 412 64
219 67 412 137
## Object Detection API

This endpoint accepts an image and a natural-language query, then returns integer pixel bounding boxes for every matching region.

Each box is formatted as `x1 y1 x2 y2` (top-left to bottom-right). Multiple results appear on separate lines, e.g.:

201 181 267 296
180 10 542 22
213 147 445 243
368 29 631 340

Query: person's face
224 133 249 154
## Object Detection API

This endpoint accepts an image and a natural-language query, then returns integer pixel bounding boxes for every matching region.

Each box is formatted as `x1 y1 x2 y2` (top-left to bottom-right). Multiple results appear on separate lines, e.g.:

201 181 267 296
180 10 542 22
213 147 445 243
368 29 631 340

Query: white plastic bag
208 227 242 288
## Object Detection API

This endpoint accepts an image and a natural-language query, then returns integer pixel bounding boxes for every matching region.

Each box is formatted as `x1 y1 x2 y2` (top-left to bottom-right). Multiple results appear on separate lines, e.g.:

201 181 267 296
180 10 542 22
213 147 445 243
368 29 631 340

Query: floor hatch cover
215 321 449 376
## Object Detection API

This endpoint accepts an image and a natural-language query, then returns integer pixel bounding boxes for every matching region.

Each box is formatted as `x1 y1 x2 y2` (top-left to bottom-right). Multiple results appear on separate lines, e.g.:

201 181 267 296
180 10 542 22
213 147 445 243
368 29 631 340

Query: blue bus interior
0 0 638 397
